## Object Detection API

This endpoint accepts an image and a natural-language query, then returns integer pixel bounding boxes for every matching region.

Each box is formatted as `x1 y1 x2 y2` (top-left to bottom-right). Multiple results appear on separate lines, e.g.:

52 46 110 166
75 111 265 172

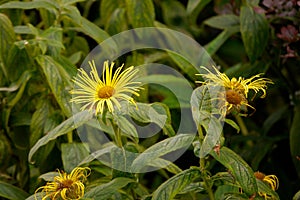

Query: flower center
58 179 74 190
225 89 243 105
254 172 266 180
98 86 115 99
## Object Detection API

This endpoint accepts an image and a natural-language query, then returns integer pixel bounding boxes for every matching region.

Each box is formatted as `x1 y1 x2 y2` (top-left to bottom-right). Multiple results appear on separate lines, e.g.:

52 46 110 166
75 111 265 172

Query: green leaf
0 70 32 93
0 181 29 200
40 26 64 56
105 8 128 35
214 185 244 200
290 104 300 178
100 0 124 25
0 1 58 14
84 177 135 199
263 105 288 135
152 168 201 200
240 6 269 62
111 146 138 173
79 144 115 166
187 0 211 15
161 1 187 27
205 26 240 56
38 171 59 182
137 74 193 109
25 193 43 200
168 52 199 81
64 5 111 44
35 55 72 117
131 134 194 172
224 118 240 133
61 143 90 173
0 13 15 79
123 102 176 137
112 114 138 141
180 182 205 194
148 158 182 174
61 0 86 5
30 97 53 147
293 190 300 200
28 110 93 163
125 0 155 28
204 14 240 29
187 0 212 24
191 85 225 158
210 147 258 196
3 70 33 131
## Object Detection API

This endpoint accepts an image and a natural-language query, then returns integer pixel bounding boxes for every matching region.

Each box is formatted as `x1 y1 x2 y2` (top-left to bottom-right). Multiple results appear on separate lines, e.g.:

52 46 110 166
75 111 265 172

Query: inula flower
35 167 90 200
254 171 279 199
197 66 273 115
70 60 142 115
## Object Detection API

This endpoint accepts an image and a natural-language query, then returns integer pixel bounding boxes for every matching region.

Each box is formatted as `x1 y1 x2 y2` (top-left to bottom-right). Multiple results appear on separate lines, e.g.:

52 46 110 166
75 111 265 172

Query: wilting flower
70 60 142 115
277 25 299 43
197 66 273 115
254 171 279 199
35 167 90 200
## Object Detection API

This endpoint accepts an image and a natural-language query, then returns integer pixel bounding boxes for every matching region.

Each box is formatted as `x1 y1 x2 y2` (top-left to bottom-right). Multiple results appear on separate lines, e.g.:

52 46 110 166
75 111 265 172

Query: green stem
235 115 253 146
235 115 249 136
67 132 73 143
197 126 215 200
114 126 123 148
203 175 215 200
197 126 205 170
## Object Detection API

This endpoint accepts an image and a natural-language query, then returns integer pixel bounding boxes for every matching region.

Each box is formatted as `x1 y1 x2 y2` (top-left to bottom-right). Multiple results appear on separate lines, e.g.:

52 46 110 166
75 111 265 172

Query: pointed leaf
122 102 175 137
100 0 124 25
0 1 58 14
28 110 93 163
61 143 90 173
30 98 54 147
105 8 128 35
113 115 138 141
152 168 201 200
79 144 115 166
225 118 240 133
240 6 269 62
148 158 182 174
38 172 59 182
84 178 135 199
191 85 225 158
167 52 199 81
204 14 240 29
125 0 155 28
187 0 211 15
0 13 15 79
35 55 72 117
0 181 29 200
132 134 194 172
210 147 258 196
205 26 240 56
64 5 111 44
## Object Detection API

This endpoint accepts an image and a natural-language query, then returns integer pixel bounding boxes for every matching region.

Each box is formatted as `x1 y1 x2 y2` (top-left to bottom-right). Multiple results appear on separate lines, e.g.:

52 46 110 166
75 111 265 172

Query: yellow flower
35 167 90 200
70 60 142 115
196 66 273 115
254 171 279 199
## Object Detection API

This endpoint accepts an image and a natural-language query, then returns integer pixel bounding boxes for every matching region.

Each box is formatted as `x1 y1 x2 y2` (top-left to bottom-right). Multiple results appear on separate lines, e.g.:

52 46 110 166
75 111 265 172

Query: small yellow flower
196 66 273 115
254 171 279 199
70 60 142 115
35 167 90 200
